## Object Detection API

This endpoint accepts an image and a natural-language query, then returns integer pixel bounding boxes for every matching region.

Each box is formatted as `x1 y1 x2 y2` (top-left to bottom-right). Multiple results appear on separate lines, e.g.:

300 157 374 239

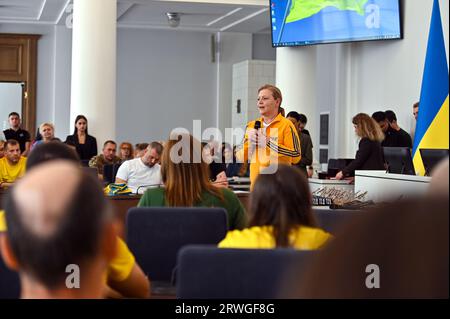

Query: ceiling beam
119 0 268 6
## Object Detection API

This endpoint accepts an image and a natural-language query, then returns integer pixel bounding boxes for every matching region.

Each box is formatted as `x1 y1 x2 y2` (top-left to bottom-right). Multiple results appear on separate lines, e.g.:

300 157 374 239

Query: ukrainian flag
412 0 449 176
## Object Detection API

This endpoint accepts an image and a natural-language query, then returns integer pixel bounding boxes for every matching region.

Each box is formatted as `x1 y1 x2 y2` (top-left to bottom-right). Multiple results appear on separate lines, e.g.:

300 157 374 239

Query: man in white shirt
115 141 163 194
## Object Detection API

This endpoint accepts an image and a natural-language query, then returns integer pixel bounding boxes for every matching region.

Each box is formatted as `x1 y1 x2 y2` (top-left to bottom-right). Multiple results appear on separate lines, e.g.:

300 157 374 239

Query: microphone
249 120 262 160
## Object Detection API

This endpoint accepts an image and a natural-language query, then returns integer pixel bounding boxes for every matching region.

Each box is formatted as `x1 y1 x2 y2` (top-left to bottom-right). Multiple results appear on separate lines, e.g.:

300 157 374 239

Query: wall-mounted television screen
270 0 402 47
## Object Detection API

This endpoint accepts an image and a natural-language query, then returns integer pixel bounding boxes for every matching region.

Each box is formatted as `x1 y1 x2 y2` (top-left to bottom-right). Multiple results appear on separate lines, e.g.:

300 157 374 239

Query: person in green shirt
138 134 247 230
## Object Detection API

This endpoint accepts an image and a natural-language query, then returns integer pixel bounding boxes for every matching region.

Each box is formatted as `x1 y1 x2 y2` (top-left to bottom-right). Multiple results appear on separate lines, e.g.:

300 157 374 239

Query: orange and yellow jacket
236 113 301 186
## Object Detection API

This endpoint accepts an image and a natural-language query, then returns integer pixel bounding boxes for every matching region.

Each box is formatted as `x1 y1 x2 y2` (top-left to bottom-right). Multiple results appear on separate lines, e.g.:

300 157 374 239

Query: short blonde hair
39 122 55 134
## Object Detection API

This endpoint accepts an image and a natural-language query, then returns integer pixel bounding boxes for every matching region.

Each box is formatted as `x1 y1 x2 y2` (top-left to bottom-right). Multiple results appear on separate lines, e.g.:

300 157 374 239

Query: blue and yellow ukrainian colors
412 0 449 176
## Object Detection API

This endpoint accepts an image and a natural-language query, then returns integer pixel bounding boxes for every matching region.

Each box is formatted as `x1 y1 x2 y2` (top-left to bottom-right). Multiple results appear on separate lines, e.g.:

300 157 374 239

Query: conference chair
0 255 20 299
176 245 315 299
313 208 363 234
82 167 98 179
80 159 90 167
103 163 122 185
126 207 228 294
327 158 354 177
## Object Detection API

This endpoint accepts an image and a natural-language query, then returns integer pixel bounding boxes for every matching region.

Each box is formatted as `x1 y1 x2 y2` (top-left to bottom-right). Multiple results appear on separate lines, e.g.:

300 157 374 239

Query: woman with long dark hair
138 134 246 230
65 115 98 161
219 164 331 249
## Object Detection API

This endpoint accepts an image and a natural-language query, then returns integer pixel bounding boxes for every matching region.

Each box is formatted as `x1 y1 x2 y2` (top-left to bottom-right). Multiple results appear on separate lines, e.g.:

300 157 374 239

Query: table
354 170 431 203
107 190 251 238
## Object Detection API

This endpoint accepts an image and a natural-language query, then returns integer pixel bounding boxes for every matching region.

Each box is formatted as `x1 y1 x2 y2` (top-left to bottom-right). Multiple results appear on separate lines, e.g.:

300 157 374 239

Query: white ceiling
0 0 271 33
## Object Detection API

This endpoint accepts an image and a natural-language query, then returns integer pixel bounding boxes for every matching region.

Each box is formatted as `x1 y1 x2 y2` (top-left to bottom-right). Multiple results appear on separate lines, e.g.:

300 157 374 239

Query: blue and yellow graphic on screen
412 0 449 176
270 0 401 47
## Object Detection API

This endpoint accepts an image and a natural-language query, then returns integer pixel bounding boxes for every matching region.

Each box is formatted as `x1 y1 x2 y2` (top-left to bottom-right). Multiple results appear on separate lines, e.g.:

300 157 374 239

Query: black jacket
342 138 385 177
65 134 98 161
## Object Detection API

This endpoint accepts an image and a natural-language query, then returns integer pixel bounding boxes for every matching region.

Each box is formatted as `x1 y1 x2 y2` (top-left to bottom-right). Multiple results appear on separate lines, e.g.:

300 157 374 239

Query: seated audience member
89 140 122 178
134 143 149 158
115 142 163 194
385 110 413 148
18 141 150 298
219 164 330 248
202 142 228 188
290 198 448 298
31 123 56 151
335 113 385 180
287 111 313 176
65 115 98 161
372 111 410 148
0 161 118 298
119 142 134 162
223 143 248 177
0 140 26 189
0 140 4 159
138 134 246 230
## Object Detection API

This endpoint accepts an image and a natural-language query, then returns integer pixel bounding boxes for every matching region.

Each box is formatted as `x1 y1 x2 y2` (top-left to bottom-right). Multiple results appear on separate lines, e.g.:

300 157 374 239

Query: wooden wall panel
0 34 40 138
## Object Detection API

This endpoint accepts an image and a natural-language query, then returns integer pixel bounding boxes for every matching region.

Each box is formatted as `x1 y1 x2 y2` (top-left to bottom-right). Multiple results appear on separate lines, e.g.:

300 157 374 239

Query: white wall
116 28 217 144
0 83 23 131
277 0 449 161
1 26 246 144
252 33 276 61
53 25 72 139
216 32 253 135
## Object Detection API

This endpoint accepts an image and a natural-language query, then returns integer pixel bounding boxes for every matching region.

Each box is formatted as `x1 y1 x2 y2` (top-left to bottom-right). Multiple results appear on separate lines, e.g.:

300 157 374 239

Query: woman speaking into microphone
236 84 301 187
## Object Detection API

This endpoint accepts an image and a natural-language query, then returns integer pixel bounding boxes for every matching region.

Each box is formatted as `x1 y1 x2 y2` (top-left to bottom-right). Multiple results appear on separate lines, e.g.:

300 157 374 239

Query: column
70 0 117 145
276 46 317 158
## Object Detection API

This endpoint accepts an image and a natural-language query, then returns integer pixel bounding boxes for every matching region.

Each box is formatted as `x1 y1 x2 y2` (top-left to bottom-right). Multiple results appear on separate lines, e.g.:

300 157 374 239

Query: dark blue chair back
313 208 363 234
176 245 315 299
103 163 122 184
0 255 20 299
126 207 228 283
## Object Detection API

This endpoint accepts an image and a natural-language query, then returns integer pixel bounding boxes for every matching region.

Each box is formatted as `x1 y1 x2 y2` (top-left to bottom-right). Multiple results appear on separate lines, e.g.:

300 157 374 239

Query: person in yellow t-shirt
0 139 26 189
219 164 331 249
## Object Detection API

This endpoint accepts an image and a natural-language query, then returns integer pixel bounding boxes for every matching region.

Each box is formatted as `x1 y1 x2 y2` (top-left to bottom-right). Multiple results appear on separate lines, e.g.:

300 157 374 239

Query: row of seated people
0 136 334 299
0 136 243 194
1 137 448 298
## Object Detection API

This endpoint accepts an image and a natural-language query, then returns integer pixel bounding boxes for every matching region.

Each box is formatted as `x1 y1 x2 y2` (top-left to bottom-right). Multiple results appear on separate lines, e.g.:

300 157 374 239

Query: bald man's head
3 161 113 289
